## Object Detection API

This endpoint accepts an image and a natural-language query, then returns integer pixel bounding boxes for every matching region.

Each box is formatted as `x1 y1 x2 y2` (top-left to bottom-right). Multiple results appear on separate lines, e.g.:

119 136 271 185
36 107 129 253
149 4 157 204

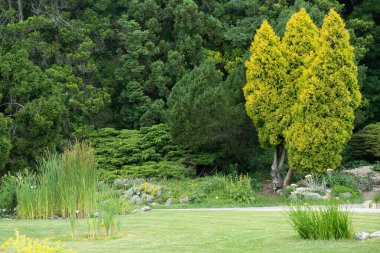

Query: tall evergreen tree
285 10 361 173
243 20 288 189
281 8 319 184
168 59 257 167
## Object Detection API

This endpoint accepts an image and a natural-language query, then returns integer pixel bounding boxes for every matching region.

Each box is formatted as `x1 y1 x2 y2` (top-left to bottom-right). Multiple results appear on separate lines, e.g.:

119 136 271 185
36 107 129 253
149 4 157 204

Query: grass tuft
287 203 354 240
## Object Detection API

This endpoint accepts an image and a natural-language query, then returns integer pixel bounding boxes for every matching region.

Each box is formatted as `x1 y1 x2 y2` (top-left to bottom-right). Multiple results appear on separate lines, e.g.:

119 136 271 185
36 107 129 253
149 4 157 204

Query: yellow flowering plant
0 229 76 253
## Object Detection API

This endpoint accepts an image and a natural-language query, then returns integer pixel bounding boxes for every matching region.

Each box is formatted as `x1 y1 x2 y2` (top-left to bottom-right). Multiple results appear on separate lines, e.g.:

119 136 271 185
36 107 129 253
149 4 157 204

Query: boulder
340 192 352 198
165 198 173 206
141 206 151 212
179 196 190 204
289 191 323 200
289 192 300 200
363 200 371 208
296 187 307 193
303 192 323 199
370 231 380 238
356 232 371 240
343 166 380 185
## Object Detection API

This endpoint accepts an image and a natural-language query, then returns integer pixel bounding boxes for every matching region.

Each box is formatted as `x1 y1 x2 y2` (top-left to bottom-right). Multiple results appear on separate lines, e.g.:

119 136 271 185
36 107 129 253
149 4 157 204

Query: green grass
1 210 379 252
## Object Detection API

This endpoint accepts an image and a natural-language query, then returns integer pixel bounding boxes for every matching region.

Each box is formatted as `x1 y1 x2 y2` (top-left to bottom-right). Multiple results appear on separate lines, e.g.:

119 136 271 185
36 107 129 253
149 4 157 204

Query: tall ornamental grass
37 152 60 219
15 142 97 221
287 204 353 240
58 142 97 219
14 170 38 219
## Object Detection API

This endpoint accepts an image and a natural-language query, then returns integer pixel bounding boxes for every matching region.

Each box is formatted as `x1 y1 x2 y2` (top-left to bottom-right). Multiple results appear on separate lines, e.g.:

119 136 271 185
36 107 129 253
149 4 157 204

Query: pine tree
284 9 361 173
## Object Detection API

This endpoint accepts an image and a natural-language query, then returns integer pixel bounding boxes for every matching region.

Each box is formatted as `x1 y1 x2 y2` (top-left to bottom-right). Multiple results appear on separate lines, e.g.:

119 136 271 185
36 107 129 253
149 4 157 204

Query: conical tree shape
243 20 288 147
285 9 361 173
282 8 319 81
281 8 320 135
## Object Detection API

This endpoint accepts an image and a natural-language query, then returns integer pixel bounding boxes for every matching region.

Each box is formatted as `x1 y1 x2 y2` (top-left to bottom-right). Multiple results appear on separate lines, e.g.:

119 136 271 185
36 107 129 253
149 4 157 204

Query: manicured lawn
1 210 379 252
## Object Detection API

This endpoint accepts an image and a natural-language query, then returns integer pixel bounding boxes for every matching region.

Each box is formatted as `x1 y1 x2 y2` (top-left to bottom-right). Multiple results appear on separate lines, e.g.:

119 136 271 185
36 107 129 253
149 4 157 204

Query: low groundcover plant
0 229 76 253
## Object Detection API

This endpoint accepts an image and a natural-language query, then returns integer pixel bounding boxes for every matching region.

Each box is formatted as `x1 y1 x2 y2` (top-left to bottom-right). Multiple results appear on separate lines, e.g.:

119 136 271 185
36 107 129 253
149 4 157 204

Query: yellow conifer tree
285 9 361 173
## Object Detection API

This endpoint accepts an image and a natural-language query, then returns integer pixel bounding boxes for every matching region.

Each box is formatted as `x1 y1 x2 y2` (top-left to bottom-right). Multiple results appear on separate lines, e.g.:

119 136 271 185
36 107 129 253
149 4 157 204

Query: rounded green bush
350 123 380 161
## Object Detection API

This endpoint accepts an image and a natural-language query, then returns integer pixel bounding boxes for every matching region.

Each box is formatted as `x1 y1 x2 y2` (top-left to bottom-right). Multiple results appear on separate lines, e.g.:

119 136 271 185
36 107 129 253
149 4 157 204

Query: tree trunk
270 145 286 191
283 167 294 187
17 0 23 21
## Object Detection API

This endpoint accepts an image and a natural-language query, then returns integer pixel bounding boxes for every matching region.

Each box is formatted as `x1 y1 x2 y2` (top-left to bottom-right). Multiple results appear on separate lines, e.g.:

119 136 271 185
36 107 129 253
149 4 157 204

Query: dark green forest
0 0 378 176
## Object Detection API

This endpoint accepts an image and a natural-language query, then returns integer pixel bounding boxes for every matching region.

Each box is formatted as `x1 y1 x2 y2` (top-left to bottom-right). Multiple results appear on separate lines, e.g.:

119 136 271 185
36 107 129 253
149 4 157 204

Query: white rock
340 192 352 198
179 196 190 204
343 166 380 184
296 187 307 193
356 232 371 240
370 231 380 238
165 198 173 206
141 206 151 212
303 192 322 199
363 200 372 208
289 191 299 200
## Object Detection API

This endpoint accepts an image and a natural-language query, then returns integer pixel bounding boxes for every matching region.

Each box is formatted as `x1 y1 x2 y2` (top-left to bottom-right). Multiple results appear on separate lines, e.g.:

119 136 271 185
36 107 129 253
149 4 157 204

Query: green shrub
122 161 196 179
349 123 380 161
98 161 195 182
320 171 359 191
0 174 17 214
331 185 360 198
287 204 353 240
225 175 255 203
374 162 380 172
373 192 380 203
149 175 257 205
85 124 220 181
97 183 134 214
343 160 370 169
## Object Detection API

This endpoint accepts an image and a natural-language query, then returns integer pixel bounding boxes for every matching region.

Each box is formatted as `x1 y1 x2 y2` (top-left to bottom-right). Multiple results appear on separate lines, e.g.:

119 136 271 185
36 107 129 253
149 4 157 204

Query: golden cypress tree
244 21 288 147
281 8 319 184
282 8 319 82
284 9 361 173
243 20 288 189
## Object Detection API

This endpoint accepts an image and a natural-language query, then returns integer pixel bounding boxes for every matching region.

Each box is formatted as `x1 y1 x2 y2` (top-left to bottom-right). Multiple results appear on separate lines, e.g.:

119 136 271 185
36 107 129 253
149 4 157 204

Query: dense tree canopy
0 0 377 175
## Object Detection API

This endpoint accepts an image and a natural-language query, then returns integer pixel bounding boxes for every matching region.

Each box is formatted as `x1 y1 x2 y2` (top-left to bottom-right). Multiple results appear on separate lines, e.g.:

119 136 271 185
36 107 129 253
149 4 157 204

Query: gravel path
163 205 380 213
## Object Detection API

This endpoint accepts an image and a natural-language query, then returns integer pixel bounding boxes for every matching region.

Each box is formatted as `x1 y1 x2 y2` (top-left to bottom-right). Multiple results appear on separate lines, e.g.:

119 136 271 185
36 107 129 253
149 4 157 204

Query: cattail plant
37 151 60 219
